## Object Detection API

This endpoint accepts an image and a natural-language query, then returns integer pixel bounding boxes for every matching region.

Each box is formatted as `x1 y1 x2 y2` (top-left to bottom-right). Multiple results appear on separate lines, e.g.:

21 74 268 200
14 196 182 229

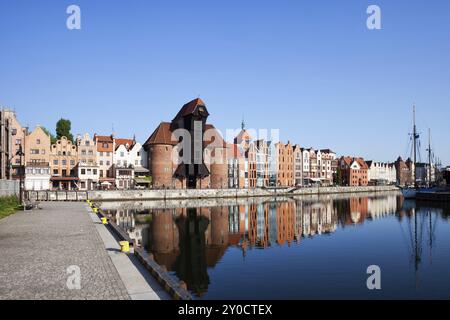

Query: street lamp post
16 145 25 207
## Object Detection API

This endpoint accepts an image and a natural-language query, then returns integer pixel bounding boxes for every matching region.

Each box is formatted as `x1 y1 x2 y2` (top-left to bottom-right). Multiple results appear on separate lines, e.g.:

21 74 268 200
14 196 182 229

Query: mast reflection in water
101 192 450 299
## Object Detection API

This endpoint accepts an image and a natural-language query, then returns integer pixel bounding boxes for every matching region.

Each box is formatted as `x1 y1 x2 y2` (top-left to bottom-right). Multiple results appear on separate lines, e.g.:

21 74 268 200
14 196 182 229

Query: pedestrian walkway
0 202 169 300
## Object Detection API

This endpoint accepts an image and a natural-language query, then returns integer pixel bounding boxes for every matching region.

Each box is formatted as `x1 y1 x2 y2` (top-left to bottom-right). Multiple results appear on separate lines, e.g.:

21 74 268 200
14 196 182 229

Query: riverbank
26 185 399 202
0 196 20 220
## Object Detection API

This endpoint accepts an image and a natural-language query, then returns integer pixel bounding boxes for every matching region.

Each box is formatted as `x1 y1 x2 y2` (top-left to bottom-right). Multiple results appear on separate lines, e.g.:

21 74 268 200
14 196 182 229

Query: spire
241 116 245 130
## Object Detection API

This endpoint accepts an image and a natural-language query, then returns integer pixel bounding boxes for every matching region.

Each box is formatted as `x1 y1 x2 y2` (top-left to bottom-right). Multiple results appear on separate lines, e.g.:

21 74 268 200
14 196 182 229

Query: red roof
115 138 135 151
94 135 113 142
144 122 177 146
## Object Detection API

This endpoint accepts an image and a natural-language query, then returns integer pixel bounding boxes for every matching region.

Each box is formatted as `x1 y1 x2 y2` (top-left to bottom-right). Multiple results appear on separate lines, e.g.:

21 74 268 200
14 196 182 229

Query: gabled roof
356 158 369 169
144 122 177 146
94 134 114 142
172 98 207 121
115 138 135 151
234 129 252 144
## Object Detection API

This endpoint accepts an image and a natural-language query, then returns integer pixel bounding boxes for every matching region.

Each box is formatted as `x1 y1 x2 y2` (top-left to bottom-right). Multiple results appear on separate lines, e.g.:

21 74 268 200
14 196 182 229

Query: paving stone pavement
0 202 130 300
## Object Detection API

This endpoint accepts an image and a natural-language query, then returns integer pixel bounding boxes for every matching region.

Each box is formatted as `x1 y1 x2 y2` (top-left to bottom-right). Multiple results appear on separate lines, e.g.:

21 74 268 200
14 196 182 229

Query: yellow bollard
101 217 108 225
119 241 130 253
93 208 98 214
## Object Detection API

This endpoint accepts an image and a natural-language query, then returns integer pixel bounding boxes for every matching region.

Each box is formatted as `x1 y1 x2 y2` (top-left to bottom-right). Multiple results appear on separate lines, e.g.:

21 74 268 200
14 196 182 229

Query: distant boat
401 106 436 199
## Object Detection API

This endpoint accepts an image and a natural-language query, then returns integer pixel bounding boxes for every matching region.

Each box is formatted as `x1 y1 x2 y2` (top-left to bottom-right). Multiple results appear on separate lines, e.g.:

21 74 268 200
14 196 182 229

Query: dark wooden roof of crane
172 98 208 121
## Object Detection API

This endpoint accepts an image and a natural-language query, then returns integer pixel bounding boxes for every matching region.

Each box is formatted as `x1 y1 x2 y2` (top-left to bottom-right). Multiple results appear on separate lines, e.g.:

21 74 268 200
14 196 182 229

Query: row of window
26 168 50 175
53 160 76 166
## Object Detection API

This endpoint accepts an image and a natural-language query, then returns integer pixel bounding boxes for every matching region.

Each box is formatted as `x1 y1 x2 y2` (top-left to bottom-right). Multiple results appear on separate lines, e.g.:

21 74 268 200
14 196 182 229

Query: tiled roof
115 138 135 151
94 135 113 142
144 122 177 146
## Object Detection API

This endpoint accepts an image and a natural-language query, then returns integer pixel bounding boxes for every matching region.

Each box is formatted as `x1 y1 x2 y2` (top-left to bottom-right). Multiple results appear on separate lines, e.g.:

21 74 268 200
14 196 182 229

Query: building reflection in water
106 193 407 296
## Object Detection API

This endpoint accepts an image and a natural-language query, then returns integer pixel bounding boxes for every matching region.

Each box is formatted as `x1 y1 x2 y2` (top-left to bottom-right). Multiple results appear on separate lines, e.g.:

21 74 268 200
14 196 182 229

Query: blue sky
1 0 449 165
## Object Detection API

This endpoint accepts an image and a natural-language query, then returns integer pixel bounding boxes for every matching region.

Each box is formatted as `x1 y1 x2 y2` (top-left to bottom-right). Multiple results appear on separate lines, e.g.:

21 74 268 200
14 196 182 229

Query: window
100 160 104 165
100 170 104 178
120 152 125 157
103 143 108 148
53 169 58 175
70 160 75 166
62 160 67 166
100 152 104 157
31 149 40 155
16 139 21 145
53 160 58 165
36 139 41 145
81 150 86 155
93 169 97 175
85 141 90 146
106 161 110 166
81 169 86 175
88 150 93 156
41 149 46 155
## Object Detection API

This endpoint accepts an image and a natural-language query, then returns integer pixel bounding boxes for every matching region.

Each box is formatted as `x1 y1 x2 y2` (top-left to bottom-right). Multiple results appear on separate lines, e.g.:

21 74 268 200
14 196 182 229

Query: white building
25 163 51 191
366 161 397 185
317 149 337 186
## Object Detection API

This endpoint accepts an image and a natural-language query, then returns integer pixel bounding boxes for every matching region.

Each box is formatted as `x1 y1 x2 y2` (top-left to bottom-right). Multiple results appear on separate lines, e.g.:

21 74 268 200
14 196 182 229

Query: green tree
56 118 74 143
41 127 57 144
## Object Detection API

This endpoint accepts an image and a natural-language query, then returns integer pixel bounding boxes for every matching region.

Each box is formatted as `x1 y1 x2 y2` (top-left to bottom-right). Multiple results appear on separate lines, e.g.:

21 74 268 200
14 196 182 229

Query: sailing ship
401 106 436 199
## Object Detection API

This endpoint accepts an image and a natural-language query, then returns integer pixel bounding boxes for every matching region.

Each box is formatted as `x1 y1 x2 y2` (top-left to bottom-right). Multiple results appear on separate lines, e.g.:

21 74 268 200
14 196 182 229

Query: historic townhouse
394 156 413 186
94 134 115 189
339 156 369 186
366 161 397 185
24 126 51 191
276 141 294 187
234 127 253 188
317 149 338 186
0 109 26 179
76 133 99 190
293 145 303 187
50 137 78 190
0 110 26 180
300 148 311 185
114 138 136 190
255 140 270 187
228 143 245 188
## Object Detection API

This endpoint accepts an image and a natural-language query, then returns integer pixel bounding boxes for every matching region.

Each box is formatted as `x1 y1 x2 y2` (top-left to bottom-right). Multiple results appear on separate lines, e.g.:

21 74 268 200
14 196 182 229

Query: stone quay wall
26 185 399 202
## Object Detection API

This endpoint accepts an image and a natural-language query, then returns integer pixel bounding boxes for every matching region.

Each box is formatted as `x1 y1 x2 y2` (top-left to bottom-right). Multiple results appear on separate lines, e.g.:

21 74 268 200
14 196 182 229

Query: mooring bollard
101 217 108 225
119 241 130 253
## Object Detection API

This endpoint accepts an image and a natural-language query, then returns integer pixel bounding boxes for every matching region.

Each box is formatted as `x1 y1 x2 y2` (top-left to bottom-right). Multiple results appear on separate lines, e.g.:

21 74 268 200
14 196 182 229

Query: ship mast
412 106 418 187
427 129 432 187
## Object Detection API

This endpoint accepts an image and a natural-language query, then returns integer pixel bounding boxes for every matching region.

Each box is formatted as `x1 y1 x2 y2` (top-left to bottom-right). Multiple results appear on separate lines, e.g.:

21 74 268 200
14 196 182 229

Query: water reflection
101 192 450 299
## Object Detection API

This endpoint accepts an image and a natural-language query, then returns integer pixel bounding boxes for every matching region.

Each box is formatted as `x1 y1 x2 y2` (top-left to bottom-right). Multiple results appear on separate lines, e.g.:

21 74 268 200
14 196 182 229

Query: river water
99 192 450 299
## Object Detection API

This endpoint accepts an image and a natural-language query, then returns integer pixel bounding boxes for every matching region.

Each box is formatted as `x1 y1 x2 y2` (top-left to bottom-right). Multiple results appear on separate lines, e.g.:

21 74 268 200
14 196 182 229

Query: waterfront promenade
0 202 169 300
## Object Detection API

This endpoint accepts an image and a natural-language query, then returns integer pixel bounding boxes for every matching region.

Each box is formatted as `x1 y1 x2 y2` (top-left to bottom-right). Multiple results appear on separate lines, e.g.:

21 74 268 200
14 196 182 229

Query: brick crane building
144 98 228 189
